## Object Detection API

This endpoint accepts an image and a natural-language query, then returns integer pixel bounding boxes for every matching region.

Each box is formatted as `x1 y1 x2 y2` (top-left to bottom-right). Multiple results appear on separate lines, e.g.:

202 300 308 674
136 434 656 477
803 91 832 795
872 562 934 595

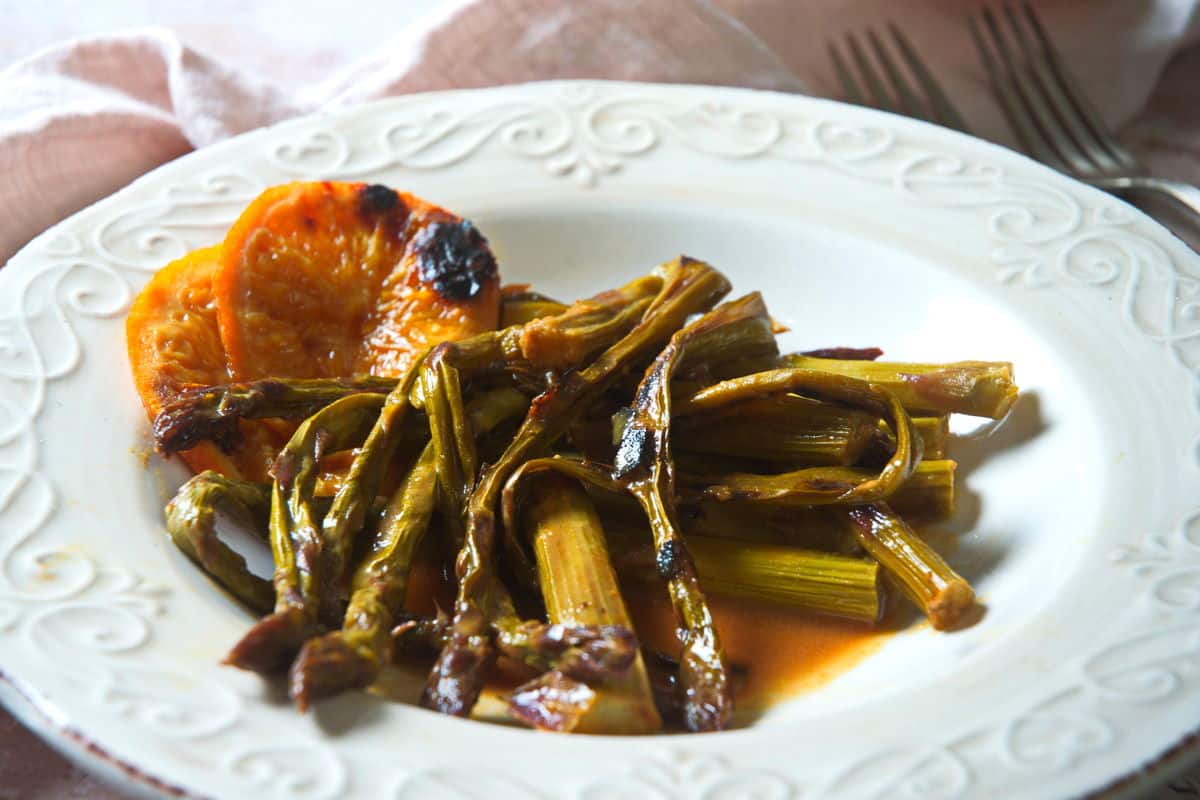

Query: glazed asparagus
288 387 528 708
780 355 1018 419
225 392 386 673
612 294 779 731
154 376 396 454
165 471 273 612
605 524 883 623
421 256 731 718
837 501 974 630
511 474 661 733
145 244 1021 738
673 393 879 467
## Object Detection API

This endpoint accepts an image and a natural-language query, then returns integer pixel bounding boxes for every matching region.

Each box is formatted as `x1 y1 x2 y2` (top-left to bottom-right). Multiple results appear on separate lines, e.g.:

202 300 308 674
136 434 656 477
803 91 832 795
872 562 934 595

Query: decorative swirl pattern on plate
0 81 1197 799
225 744 349 800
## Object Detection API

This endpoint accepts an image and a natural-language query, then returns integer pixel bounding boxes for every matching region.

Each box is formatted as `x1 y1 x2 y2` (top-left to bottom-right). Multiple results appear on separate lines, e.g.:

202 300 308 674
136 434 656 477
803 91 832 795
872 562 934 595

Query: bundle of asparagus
153 254 1017 734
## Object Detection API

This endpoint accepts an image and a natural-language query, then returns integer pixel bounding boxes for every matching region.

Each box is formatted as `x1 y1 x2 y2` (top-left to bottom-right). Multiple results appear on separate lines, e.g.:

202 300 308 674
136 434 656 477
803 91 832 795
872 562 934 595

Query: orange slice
214 181 500 380
125 246 286 482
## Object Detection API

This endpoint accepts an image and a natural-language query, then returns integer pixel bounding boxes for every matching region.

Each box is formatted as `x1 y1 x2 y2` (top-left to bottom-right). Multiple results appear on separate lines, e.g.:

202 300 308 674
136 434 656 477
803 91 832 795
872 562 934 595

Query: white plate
1 80 1198 800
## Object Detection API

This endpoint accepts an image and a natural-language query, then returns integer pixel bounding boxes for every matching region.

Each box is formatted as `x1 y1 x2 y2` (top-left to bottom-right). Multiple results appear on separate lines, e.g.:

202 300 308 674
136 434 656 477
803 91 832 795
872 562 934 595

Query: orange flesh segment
125 247 286 481
214 181 500 380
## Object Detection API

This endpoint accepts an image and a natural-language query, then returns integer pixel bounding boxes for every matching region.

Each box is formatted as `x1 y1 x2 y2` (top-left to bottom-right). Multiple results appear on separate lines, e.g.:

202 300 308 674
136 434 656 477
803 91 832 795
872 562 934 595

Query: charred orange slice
126 246 286 482
214 181 500 380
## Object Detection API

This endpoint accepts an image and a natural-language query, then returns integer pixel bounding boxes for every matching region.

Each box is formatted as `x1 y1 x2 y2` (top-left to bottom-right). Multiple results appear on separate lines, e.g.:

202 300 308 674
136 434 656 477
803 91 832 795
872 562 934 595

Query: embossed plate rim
1 79 1198 800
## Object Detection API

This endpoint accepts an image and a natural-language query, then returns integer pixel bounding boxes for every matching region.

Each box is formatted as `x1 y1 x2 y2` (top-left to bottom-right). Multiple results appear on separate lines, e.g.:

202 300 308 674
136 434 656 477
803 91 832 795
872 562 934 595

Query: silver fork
828 11 1200 220
828 23 970 134
969 2 1200 217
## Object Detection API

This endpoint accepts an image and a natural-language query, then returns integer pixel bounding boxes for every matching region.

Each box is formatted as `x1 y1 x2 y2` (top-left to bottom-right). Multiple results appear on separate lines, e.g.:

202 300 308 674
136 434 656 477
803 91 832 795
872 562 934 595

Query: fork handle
1092 176 1200 224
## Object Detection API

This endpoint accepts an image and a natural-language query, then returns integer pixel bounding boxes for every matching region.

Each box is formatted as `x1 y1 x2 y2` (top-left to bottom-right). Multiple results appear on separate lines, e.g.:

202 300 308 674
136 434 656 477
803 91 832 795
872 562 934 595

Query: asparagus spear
889 459 956 521
519 287 657 370
500 288 568 326
390 592 640 684
837 501 974 630
498 456 628 596
508 671 598 733
687 460 952 548
780 355 1018 419
674 368 920 507
418 353 479 548
289 387 528 708
466 272 667 376
673 393 879 467
164 471 273 612
881 415 950 461
319 355 429 625
224 392 385 673
680 457 958 510
613 294 776 732
154 376 396 454
606 525 882 623
490 575 638 684
799 346 883 360
422 256 731 718
512 474 661 733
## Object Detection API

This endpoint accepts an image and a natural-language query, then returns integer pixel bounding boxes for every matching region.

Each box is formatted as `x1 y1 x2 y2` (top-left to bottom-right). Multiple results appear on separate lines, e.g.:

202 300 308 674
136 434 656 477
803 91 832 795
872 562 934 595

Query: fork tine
886 23 970 132
828 40 867 105
865 29 923 119
1019 1 1140 171
969 8 1064 169
846 32 898 112
994 4 1097 176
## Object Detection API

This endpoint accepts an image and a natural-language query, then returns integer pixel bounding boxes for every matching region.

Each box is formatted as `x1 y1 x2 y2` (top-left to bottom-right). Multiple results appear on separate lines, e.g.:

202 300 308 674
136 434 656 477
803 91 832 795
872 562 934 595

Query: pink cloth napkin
3 0 1200 266
2 2 1200 798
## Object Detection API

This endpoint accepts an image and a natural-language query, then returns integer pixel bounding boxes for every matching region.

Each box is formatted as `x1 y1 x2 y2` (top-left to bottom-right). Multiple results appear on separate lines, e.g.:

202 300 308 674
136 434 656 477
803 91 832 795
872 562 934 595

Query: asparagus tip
289 633 378 711
508 671 597 732
420 634 494 717
223 607 314 674
680 640 734 733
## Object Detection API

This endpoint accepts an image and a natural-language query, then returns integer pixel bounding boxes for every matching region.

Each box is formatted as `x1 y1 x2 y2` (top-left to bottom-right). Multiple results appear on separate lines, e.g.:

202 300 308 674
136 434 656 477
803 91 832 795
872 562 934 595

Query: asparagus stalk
319 355 429 625
164 471 273 612
154 376 396 454
289 387 528 708
613 295 777 732
500 456 628 595
490 576 638 684
681 458 954 511
799 346 882 360
674 368 920 507
606 525 882 623
418 353 480 550
225 393 386 673
889 459 956 521
422 256 731 718
390 592 640 684
508 671 598 733
905 416 950 461
513 474 661 733
674 302 781 381
673 393 879 466
780 355 1018 419
837 501 974 630
519 285 658 369
500 288 568 326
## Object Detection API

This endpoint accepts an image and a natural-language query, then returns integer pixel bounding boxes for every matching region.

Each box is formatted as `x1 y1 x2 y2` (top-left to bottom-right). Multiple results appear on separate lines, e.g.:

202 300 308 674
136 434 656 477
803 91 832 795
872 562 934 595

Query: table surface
0 3 1196 798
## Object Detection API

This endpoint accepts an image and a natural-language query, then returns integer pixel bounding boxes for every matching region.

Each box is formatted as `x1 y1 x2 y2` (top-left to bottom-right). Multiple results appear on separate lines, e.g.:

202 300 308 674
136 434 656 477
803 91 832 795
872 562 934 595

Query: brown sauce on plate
382 562 893 726
621 581 891 715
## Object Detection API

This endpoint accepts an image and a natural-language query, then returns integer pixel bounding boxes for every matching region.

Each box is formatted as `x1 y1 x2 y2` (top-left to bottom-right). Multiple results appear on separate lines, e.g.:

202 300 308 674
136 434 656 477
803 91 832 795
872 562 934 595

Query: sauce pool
392 563 894 727
622 581 892 718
